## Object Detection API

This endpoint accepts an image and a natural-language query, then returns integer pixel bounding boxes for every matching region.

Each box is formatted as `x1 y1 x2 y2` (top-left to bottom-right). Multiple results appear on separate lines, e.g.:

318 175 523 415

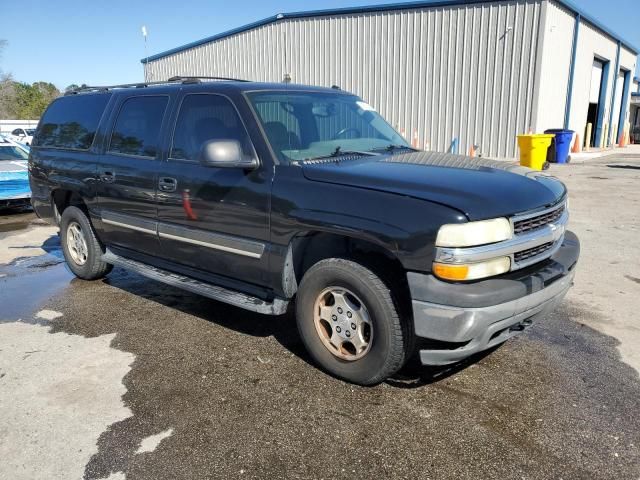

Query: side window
108 96 168 158
171 94 254 162
12 129 21 135
34 93 111 150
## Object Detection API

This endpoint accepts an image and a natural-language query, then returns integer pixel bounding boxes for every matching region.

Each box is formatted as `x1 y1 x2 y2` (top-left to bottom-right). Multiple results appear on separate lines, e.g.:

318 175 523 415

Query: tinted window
109 96 168 157
34 94 110 150
171 94 253 161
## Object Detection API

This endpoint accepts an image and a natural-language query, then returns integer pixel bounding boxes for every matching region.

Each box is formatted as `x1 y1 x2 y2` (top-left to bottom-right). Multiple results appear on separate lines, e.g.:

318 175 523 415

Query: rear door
94 94 171 257
155 92 272 287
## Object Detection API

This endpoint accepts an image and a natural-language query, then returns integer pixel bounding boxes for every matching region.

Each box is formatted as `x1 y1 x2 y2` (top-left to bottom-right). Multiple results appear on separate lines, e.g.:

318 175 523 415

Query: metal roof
141 0 639 64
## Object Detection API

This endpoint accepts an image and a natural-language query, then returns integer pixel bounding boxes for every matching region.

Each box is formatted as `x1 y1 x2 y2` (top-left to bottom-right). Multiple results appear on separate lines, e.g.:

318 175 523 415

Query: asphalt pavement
1 154 639 480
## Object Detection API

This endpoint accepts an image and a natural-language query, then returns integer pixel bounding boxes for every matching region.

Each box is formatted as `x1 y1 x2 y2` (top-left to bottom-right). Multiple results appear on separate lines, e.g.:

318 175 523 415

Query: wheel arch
283 231 411 314
51 189 88 223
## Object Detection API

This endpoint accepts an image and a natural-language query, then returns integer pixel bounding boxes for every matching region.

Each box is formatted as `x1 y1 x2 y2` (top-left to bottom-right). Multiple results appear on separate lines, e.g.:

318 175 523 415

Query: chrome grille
514 242 554 263
513 204 565 235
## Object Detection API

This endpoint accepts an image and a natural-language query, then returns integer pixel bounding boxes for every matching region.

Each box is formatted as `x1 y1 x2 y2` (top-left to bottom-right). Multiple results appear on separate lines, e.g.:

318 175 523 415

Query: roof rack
65 76 250 95
167 75 250 83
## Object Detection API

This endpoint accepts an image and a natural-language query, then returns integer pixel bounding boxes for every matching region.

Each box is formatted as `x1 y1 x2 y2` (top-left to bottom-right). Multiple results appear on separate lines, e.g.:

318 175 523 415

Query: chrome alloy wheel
313 287 373 361
66 221 88 265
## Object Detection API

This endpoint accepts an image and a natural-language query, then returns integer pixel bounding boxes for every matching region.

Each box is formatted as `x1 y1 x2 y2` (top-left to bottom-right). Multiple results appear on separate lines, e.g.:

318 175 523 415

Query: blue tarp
0 170 31 199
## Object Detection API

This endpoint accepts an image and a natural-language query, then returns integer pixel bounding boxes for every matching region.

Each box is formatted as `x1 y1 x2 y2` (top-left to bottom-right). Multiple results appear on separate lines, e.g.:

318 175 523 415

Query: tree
0 40 15 118
0 40 61 118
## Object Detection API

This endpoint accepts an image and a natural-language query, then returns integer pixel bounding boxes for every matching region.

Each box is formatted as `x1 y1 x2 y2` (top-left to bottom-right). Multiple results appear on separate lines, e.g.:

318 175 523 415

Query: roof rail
65 76 249 95
167 75 250 83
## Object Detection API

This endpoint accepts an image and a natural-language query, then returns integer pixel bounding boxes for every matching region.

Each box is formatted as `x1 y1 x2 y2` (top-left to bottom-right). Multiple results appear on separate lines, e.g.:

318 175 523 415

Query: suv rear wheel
60 206 112 280
296 258 411 385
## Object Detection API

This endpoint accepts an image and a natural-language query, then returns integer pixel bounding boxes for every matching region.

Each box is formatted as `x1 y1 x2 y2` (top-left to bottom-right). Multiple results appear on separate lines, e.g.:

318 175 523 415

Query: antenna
142 25 148 82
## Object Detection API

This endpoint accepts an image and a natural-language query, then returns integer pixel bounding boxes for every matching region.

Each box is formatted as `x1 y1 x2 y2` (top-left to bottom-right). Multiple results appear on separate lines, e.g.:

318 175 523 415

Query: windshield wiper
369 144 417 153
306 146 378 161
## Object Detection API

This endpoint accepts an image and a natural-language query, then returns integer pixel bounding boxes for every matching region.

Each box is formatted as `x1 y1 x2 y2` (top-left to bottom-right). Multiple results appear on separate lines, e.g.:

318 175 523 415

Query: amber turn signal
433 257 511 281
432 263 470 281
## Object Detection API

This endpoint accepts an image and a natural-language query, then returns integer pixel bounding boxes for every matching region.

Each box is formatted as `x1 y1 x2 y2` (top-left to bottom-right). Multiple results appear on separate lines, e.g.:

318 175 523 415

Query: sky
1 0 638 90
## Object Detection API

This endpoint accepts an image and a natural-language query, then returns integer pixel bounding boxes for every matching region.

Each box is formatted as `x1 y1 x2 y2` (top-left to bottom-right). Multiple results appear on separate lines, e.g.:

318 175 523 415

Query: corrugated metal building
142 0 638 158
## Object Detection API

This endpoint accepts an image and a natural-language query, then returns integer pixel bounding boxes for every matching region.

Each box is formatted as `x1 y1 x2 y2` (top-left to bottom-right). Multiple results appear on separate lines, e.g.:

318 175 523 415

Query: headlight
433 257 511 281
435 218 512 247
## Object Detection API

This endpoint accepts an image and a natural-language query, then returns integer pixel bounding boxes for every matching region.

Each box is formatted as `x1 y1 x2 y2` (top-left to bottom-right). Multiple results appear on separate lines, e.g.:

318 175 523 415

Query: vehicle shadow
101 266 492 387
387 346 500 389
101 267 313 364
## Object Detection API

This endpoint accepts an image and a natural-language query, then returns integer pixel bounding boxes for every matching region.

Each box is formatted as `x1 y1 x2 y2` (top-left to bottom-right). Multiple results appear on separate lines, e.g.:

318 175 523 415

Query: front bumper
410 231 580 365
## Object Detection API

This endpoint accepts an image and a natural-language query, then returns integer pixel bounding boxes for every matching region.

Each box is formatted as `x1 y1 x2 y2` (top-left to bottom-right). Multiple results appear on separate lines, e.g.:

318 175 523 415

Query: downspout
564 13 580 129
607 41 621 146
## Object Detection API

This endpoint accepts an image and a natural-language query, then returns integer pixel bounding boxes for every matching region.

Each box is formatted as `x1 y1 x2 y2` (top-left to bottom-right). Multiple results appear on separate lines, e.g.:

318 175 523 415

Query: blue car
0 136 31 208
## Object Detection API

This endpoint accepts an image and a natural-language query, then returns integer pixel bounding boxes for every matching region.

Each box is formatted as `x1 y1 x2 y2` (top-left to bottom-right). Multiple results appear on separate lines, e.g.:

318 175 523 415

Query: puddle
0 220 32 233
0 210 37 233
0 237 72 321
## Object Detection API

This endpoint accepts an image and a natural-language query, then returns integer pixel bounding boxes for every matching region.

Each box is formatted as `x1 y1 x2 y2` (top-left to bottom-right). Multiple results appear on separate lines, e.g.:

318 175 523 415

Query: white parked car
7 127 36 145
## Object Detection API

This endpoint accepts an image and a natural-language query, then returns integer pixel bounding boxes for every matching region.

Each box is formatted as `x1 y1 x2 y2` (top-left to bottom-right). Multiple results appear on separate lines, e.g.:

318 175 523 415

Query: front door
94 94 170 257
156 92 272 287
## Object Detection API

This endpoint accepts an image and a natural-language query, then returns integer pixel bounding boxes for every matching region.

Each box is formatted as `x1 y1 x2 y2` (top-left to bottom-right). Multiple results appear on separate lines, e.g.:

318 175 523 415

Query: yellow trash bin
517 134 554 171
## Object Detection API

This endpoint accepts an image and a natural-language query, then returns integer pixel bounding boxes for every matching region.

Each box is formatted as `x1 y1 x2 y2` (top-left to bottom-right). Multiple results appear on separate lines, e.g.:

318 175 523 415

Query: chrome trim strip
511 200 566 223
101 210 265 259
102 218 157 235
435 210 569 269
512 234 565 270
101 211 158 235
158 231 263 258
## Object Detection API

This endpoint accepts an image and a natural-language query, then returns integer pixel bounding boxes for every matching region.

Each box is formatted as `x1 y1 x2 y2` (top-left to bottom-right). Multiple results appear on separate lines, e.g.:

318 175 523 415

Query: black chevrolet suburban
29 78 579 385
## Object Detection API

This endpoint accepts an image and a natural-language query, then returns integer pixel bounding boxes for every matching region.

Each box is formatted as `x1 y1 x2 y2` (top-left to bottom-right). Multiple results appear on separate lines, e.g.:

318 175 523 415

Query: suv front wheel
296 258 411 385
60 206 112 280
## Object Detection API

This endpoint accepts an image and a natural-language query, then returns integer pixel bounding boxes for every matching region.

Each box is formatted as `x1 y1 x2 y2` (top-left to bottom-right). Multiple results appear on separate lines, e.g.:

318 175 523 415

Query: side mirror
200 140 258 169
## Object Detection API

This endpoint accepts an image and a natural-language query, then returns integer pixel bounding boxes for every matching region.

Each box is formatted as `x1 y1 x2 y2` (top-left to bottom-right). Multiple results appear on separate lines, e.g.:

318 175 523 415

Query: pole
142 25 148 82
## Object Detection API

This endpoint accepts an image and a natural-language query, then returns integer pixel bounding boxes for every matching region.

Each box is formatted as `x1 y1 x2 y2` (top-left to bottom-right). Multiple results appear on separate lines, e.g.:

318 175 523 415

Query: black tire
60 206 112 280
295 258 412 385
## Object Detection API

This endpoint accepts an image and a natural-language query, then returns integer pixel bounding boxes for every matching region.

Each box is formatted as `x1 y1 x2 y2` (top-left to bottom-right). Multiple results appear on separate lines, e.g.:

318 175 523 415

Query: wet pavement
1 156 639 479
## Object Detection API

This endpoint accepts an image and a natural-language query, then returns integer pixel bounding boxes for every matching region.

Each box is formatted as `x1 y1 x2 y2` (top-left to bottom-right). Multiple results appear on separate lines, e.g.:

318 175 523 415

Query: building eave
141 0 639 64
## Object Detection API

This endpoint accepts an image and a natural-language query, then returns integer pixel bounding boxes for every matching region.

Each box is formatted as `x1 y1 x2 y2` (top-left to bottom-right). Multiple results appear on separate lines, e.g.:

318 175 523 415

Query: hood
300 150 566 220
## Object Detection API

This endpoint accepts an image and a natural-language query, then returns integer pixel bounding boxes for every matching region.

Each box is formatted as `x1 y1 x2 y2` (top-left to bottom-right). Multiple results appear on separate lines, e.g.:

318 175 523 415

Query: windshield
0 145 29 160
248 91 409 163
25 129 36 135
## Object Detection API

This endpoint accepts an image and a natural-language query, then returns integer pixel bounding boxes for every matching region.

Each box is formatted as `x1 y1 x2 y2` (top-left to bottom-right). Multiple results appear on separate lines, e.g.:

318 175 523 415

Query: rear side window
170 94 253 161
108 96 168 158
34 94 110 150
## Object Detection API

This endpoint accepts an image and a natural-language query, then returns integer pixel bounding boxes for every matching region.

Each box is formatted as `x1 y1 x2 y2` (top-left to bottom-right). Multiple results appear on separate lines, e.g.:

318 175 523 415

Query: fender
267 165 465 295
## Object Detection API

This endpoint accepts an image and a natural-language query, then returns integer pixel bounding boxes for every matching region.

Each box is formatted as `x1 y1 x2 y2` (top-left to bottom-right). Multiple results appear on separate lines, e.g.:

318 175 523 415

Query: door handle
158 177 177 192
100 171 116 183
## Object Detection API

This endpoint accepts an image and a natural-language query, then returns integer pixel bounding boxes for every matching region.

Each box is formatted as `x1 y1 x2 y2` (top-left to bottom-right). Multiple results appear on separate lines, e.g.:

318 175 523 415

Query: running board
102 250 288 315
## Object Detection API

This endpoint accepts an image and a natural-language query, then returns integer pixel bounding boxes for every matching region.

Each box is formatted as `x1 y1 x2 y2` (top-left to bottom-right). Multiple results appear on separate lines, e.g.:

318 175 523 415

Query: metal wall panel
145 1 543 158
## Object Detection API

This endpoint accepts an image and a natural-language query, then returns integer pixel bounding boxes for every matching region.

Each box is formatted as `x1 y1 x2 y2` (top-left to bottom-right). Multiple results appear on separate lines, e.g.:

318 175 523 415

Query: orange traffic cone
572 134 581 153
469 145 476 157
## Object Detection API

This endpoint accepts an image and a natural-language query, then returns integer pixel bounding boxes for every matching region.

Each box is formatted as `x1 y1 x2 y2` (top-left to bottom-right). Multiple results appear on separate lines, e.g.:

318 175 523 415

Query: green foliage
0 40 61 119
2 81 61 119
